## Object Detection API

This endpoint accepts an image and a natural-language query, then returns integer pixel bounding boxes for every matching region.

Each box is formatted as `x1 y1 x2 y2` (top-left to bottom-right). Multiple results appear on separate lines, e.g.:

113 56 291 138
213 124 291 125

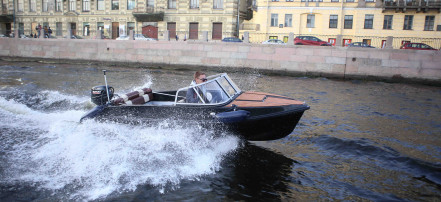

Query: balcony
132 7 164 22
0 4 13 23
383 0 441 12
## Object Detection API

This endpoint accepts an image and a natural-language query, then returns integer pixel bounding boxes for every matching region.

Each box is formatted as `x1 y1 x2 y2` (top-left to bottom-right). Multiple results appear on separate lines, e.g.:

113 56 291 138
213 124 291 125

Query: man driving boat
186 71 209 103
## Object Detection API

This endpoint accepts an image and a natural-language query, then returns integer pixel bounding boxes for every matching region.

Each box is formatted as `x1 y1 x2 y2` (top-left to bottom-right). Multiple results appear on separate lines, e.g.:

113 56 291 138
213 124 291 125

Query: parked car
262 39 286 45
116 34 156 41
294 36 331 46
347 42 375 48
116 35 129 40
400 42 437 50
64 35 84 39
221 37 242 43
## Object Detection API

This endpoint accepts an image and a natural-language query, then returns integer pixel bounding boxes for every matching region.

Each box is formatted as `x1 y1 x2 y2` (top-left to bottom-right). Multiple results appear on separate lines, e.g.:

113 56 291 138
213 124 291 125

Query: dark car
347 42 375 48
400 42 437 50
294 36 331 46
221 37 242 43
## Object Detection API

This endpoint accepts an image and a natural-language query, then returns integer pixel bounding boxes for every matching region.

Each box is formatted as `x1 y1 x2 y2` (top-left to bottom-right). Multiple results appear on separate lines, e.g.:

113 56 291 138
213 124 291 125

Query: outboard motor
91 85 114 106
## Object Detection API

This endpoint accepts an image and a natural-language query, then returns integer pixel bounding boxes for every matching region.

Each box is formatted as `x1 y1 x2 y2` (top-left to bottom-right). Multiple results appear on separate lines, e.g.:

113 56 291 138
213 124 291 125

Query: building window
56 22 62 36
127 0 135 10
97 0 105 10
363 39 371 45
18 23 24 35
83 22 90 36
69 0 76 11
214 0 223 9
364 14 374 29
424 16 435 31
383 15 393 29
271 14 278 27
366 0 374 1
29 0 36 12
346 0 354 2
83 0 90 11
190 0 199 8
285 14 292 27
307 14 315 28
147 0 154 7
127 22 135 35
344 15 353 29
328 38 336 46
272 0 279 1
112 0 119 10
42 0 48 12
343 39 352 46
18 0 24 12
168 0 176 8
189 22 199 39
329 15 338 28
331 0 339 2
56 0 62 11
286 0 293 1
403 15 413 30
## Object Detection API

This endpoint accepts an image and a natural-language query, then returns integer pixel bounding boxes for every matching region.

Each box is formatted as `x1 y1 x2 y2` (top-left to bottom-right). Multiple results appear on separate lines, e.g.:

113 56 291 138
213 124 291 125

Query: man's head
194 71 207 84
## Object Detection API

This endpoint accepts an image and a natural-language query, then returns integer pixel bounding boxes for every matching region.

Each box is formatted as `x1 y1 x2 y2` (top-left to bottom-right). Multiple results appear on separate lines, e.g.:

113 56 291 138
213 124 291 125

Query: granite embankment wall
1 38 440 84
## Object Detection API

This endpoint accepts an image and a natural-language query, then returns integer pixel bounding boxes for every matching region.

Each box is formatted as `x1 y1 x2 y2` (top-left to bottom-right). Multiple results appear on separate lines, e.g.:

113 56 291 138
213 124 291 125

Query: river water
0 59 440 201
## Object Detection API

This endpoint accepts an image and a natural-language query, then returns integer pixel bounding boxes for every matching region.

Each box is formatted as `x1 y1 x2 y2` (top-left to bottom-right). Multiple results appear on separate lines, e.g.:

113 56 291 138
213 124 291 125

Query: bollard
244 32 249 43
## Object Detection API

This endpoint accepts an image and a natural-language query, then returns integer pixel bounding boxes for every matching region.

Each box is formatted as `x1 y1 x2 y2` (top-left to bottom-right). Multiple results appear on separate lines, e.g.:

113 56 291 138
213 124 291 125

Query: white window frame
29 0 36 12
42 0 48 12
69 0 76 11
97 0 105 10
307 14 315 28
213 0 223 9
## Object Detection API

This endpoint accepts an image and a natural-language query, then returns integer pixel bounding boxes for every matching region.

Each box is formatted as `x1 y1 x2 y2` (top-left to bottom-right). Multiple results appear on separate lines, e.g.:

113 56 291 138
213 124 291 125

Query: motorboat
80 73 309 141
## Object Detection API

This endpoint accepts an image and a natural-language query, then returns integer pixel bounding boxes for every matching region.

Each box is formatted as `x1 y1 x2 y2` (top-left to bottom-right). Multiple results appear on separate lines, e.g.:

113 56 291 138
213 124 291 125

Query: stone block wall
0 38 440 83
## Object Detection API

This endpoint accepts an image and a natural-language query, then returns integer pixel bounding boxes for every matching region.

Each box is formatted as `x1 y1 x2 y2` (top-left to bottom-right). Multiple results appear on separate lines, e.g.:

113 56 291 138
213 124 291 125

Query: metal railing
132 6 165 13
5 29 441 49
383 0 441 7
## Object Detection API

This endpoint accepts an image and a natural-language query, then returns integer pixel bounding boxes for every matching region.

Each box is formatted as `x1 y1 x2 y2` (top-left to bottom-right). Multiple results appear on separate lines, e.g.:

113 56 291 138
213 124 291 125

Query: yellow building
241 0 441 48
0 0 249 40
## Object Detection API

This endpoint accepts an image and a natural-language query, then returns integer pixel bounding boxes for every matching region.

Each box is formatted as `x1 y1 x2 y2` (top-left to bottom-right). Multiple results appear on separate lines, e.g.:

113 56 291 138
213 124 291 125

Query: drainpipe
237 0 240 37
13 0 16 35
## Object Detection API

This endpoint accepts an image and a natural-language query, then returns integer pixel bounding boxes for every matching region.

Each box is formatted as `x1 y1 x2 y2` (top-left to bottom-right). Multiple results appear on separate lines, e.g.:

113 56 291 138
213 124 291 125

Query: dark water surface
0 60 440 201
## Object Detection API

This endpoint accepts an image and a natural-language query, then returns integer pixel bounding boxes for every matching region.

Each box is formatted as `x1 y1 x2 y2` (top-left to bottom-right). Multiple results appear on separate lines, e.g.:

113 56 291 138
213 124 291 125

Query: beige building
0 0 250 40
241 0 441 48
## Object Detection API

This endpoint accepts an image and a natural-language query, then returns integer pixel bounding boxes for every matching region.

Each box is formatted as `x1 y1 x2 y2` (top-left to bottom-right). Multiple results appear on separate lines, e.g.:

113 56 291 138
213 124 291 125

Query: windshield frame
174 73 241 106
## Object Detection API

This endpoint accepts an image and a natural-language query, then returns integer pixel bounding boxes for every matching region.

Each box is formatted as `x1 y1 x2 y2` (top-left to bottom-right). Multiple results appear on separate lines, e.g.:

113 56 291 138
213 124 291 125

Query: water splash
0 91 240 201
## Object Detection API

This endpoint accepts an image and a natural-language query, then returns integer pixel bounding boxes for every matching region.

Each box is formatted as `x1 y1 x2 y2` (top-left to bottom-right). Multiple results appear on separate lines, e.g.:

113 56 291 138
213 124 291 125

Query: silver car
262 39 286 45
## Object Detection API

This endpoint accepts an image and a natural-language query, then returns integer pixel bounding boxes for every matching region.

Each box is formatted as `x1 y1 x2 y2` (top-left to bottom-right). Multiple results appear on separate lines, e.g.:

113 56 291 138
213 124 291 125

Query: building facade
241 0 441 48
0 0 249 40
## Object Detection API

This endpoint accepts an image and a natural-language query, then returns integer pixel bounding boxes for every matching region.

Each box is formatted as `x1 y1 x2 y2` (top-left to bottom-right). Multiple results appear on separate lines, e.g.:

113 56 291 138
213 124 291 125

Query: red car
400 42 437 50
294 36 331 46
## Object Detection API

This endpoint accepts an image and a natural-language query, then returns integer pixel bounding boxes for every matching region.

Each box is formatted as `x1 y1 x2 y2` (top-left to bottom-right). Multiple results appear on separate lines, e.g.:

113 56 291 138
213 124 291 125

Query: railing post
336 35 343 46
288 32 294 45
164 30 170 41
15 30 19 38
96 29 102 40
129 29 134 40
39 29 44 39
244 32 249 43
68 28 72 39
385 36 394 49
202 31 208 42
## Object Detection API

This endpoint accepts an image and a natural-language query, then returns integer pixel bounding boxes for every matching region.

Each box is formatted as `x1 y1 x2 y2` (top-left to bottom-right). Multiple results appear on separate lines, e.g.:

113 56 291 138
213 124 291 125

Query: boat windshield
174 73 241 105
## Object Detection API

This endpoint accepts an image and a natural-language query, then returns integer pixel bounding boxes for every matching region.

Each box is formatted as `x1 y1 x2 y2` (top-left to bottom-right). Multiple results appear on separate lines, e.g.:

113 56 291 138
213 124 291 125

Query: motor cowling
91 85 114 105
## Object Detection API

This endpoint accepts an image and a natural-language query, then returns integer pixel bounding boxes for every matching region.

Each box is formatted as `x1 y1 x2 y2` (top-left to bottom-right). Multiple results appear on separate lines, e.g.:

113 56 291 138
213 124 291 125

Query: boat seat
113 88 153 105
